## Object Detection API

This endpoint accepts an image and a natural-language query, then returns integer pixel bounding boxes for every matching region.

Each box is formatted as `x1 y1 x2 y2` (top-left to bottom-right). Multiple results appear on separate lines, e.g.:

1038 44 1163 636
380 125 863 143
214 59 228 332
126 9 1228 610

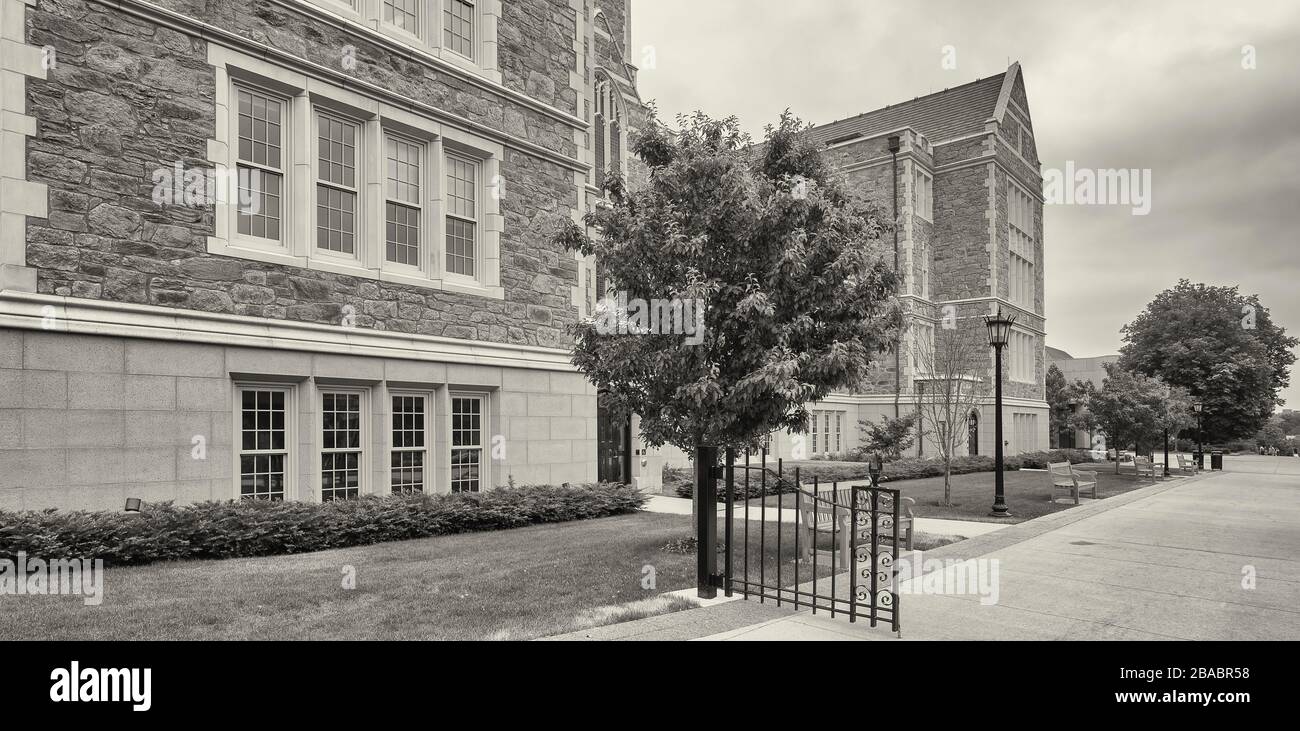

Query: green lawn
0 512 702 641
742 467 1160 523
0 509 954 640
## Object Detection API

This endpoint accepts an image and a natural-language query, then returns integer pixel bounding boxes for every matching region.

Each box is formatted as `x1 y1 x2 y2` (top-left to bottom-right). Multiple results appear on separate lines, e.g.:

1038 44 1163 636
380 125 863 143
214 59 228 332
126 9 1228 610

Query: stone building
0 0 648 509
757 63 1051 461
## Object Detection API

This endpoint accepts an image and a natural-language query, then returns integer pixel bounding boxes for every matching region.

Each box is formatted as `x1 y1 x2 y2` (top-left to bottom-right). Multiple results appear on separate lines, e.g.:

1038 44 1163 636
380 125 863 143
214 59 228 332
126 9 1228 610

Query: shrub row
670 449 1099 501
0 483 646 567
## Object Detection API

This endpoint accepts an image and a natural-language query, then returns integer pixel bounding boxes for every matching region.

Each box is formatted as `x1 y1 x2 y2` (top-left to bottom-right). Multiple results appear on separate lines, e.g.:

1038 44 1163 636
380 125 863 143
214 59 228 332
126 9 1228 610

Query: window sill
441 279 505 300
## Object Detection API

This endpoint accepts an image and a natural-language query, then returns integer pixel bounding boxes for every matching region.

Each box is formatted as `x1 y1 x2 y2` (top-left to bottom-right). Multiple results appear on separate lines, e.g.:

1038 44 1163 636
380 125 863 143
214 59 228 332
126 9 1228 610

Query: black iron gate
712 447 901 631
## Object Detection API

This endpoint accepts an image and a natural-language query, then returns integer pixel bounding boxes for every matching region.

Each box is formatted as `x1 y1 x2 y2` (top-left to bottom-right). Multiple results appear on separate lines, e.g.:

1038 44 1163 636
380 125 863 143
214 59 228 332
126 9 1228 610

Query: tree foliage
1045 363 1091 448
1118 280 1297 442
1087 363 1194 473
857 413 918 461
551 110 903 453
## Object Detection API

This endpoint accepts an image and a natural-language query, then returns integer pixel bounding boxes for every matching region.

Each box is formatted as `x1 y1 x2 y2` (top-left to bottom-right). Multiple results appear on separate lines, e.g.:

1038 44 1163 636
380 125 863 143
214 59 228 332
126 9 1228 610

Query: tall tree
913 325 988 505
1118 280 1297 442
551 110 903 496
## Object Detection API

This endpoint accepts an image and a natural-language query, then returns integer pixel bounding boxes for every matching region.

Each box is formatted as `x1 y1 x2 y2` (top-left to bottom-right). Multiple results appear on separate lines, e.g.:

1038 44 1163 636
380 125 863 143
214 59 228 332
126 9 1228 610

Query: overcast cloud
632 0 1300 408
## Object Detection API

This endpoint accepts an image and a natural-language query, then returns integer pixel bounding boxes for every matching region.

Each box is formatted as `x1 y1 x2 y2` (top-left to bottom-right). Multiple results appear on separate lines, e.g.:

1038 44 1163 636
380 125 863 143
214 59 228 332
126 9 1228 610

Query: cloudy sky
632 0 1300 408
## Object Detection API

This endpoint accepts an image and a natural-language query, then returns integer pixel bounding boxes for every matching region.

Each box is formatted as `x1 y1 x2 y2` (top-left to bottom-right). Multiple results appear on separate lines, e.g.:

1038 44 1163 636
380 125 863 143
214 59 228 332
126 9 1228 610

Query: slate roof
804 71 1008 147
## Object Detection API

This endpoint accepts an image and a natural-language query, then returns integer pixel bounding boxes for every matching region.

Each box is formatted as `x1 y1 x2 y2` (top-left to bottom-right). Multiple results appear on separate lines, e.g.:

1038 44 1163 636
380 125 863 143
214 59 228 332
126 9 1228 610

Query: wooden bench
1175 453 1199 475
1133 455 1159 479
1049 461 1098 504
795 486 915 566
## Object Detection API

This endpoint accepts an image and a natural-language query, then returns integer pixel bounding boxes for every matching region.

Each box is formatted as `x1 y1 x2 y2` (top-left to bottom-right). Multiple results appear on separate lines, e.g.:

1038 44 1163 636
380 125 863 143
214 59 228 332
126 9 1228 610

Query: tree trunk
943 462 952 506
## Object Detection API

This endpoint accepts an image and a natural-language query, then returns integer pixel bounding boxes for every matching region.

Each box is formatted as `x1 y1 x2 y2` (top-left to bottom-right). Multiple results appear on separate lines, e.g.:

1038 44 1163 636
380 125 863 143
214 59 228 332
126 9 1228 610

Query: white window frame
299 1 501 83
444 151 482 285
809 409 844 456
1009 329 1035 384
439 127 503 295
914 166 933 221
1009 181 1036 309
313 108 365 266
911 321 934 375
449 391 487 493
389 390 431 494
207 46 504 299
383 131 427 275
233 383 297 501
318 387 371 501
230 81 293 257
379 0 427 47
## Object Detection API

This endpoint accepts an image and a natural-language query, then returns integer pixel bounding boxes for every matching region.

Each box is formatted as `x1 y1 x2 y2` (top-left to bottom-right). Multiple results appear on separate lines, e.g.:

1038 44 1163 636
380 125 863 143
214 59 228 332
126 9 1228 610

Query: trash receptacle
1211 451 1223 471
1194 450 1204 469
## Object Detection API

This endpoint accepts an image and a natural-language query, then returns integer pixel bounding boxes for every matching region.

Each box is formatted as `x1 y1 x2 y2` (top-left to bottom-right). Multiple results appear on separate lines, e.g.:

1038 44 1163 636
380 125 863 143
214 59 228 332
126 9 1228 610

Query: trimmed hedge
0 483 646 567
671 448 1100 501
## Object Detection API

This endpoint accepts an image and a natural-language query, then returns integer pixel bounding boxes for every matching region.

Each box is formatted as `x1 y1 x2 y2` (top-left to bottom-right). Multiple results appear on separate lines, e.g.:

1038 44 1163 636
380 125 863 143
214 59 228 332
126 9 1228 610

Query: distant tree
1119 280 1297 443
1254 419 1288 451
913 325 988 505
857 413 917 461
551 110 903 527
1046 363 1093 448
1276 411 1300 436
1088 363 1191 474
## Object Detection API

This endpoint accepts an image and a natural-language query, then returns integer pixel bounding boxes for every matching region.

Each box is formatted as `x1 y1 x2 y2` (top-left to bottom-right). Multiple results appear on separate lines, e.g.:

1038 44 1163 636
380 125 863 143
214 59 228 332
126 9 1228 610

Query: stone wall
24 0 588 349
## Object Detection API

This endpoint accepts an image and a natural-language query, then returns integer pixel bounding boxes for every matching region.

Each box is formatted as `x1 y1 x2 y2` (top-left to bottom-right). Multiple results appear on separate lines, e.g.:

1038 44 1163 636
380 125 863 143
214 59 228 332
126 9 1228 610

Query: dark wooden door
597 396 632 484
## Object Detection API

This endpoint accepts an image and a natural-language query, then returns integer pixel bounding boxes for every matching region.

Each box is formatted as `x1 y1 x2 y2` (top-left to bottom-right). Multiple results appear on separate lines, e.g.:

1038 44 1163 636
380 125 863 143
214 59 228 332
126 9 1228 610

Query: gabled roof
804 62 1021 147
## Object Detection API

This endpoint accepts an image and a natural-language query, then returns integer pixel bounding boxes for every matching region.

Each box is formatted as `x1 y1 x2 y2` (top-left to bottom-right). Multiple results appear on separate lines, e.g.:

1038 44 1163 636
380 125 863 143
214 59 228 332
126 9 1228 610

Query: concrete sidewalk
552 456 1300 641
701 459 1300 640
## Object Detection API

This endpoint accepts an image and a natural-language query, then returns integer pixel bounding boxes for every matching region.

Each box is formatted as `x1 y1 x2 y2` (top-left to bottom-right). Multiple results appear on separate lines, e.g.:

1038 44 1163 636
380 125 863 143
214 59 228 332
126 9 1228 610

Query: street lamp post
1193 401 1204 469
984 307 1015 518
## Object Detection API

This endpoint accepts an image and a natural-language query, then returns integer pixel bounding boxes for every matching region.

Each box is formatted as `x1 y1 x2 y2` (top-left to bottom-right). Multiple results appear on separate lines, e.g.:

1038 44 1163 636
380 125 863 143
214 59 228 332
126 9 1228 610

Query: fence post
696 444 719 598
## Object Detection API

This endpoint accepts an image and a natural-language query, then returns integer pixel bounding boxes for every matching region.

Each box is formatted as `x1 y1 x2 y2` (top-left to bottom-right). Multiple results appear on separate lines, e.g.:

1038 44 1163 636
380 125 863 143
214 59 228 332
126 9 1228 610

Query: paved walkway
641 495 1009 538
557 456 1300 641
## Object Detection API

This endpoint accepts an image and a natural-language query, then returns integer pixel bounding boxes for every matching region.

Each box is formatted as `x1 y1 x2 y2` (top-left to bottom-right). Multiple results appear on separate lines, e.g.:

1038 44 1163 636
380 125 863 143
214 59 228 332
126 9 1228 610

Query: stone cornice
0 292 579 372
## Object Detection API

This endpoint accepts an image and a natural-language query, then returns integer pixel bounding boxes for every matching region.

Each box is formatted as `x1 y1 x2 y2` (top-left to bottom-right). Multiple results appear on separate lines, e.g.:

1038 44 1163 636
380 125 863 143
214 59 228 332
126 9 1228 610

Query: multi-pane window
1009 182 1035 309
235 88 283 242
391 394 427 494
385 136 423 266
911 322 934 374
321 392 363 500
914 167 933 220
316 114 359 254
444 0 476 58
446 154 478 277
383 0 419 34
238 387 289 500
451 395 484 493
809 410 843 455
1010 330 1035 383
1013 413 1040 453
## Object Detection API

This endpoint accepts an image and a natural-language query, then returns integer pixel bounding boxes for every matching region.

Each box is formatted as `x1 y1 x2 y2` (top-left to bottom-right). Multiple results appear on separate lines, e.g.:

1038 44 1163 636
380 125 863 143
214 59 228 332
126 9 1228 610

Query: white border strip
0 291 577 371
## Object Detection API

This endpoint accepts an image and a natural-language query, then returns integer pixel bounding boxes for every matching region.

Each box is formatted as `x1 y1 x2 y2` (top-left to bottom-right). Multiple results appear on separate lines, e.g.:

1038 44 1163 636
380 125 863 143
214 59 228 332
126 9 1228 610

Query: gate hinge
709 573 726 589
